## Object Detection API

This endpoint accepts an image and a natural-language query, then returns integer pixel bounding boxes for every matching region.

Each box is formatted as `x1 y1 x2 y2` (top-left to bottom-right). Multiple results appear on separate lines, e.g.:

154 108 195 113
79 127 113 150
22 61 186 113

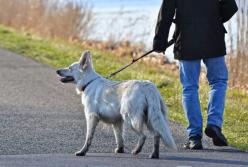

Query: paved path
0 49 247 167
1 152 248 167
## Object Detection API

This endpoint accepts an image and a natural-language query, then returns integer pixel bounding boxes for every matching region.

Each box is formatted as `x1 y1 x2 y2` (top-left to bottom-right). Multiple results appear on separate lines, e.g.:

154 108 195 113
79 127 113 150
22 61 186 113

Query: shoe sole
183 146 203 150
205 128 228 146
191 145 203 150
183 142 203 150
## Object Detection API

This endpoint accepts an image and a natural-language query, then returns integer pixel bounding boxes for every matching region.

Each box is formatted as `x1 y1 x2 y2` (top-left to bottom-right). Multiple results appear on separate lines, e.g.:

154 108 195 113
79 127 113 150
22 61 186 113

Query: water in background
89 0 161 11
86 0 177 58
88 1 163 44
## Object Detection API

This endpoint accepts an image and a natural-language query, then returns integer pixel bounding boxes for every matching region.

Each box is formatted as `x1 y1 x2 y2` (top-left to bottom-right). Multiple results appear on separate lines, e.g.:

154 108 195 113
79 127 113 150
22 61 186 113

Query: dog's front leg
112 122 124 153
75 115 99 156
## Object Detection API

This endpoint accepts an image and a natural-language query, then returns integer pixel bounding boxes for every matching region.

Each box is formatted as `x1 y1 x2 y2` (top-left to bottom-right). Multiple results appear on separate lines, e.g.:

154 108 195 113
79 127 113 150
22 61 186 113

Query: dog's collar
81 76 101 91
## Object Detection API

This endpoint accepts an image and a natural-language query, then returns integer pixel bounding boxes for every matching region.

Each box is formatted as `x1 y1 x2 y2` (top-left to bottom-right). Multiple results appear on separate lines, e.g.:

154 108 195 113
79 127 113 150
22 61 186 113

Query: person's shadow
162 148 248 166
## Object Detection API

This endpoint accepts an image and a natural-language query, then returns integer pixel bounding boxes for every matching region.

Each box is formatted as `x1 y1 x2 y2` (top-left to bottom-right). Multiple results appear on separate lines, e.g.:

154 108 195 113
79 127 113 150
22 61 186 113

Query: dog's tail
146 86 177 150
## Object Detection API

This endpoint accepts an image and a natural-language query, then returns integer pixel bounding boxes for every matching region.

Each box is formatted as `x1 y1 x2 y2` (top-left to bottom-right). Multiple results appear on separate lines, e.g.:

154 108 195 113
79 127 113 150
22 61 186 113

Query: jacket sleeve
220 0 238 23
153 0 176 51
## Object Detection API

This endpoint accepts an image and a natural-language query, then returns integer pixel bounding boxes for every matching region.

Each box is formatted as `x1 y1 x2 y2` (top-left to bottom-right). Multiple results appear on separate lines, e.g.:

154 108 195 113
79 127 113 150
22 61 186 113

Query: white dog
56 51 177 159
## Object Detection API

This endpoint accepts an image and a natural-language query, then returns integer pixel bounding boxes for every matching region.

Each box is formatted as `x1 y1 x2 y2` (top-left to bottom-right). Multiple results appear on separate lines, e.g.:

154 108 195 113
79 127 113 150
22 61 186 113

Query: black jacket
153 0 238 60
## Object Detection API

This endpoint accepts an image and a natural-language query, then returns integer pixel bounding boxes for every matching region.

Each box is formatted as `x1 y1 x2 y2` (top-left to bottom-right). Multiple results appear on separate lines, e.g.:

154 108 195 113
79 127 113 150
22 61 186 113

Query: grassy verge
0 25 247 151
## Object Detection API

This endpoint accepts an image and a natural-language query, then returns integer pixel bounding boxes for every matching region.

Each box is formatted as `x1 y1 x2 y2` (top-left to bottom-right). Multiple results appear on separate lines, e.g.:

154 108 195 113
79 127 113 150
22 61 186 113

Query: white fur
57 51 177 158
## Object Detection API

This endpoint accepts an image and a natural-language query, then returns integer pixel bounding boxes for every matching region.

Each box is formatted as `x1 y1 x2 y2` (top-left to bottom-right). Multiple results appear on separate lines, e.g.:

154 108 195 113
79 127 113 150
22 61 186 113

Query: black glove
153 38 167 54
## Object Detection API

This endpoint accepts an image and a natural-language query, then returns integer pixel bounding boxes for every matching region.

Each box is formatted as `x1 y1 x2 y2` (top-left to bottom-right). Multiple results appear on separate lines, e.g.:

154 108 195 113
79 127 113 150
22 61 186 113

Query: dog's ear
79 51 93 70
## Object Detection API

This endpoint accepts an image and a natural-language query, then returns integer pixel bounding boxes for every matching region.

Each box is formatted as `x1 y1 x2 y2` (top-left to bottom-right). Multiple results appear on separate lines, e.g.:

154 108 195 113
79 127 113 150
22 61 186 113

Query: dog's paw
115 147 124 154
149 152 159 159
75 151 86 156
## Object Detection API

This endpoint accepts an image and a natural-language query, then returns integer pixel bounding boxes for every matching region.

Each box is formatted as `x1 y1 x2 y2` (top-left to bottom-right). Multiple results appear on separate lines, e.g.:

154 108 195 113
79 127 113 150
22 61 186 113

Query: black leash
107 39 175 79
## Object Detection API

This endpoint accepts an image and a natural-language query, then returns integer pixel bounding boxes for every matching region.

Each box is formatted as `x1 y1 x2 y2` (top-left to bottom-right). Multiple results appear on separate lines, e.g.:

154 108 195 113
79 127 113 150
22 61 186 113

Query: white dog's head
57 51 96 93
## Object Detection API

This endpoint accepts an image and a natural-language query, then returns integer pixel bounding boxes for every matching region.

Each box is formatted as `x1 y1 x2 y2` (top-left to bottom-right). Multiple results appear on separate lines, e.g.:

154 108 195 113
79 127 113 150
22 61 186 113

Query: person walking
153 0 238 149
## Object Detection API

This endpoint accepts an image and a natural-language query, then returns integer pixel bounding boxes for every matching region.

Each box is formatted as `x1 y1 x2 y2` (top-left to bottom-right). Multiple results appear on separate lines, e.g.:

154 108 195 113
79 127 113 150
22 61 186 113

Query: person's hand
153 45 166 54
153 49 165 54
153 39 167 54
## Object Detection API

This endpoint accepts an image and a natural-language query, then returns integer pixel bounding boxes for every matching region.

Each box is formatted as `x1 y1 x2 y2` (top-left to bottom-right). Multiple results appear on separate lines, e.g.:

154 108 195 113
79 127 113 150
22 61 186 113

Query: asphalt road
0 48 247 167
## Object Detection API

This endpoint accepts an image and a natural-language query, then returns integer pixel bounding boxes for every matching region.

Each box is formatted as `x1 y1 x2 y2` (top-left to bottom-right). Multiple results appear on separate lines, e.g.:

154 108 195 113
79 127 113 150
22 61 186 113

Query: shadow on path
85 150 248 166
165 156 248 166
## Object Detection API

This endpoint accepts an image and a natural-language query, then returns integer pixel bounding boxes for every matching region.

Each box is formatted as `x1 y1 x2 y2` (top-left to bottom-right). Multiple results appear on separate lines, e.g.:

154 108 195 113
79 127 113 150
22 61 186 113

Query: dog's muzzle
56 70 75 83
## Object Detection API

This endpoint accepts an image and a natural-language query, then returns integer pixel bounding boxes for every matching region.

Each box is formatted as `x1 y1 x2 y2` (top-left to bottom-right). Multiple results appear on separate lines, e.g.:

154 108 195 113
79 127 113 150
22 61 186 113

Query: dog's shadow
86 149 248 166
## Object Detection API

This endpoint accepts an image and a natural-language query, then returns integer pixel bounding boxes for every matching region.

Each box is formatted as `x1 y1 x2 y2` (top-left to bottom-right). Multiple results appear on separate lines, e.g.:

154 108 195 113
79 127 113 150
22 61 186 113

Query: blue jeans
179 56 228 138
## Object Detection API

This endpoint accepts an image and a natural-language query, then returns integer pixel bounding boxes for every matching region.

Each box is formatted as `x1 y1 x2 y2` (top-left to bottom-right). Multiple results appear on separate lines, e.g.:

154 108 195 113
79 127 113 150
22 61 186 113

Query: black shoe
205 125 228 146
183 137 203 150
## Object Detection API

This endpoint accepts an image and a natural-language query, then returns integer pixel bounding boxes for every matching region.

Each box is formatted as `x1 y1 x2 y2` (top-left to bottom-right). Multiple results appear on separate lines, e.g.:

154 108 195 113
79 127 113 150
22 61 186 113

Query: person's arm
220 0 238 23
153 0 176 53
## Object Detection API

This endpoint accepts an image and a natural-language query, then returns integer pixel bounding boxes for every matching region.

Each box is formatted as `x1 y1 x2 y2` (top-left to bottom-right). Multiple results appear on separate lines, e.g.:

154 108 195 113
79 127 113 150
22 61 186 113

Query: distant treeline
0 0 93 40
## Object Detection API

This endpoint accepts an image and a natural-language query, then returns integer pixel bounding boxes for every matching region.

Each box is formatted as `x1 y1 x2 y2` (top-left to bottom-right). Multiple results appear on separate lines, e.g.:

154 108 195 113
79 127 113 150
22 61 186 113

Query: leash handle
107 39 175 79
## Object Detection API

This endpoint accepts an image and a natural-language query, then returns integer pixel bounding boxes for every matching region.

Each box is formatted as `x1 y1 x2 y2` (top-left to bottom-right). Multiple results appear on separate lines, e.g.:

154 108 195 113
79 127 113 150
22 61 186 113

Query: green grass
0 25 247 151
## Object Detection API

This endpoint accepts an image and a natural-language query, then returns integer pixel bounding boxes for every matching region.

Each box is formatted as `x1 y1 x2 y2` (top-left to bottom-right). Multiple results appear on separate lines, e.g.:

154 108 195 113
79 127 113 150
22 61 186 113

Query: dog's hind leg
112 121 124 153
75 115 99 156
149 134 160 159
131 120 146 155
146 124 160 159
